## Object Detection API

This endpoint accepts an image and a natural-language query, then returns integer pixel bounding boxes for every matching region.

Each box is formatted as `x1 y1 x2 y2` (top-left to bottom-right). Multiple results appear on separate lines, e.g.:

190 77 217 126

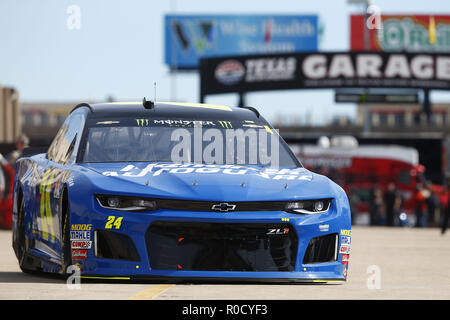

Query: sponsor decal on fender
343 263 349 278
339 244 350 254
342 254 350 264
72 249 88 259
71 240 92 249
70 224 92 241
71 224 92 231
70 231 91 241
341 235 351 245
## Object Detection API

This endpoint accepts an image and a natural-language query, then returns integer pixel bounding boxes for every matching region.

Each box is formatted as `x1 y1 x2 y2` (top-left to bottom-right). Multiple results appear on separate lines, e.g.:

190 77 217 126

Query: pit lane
1 226 449 300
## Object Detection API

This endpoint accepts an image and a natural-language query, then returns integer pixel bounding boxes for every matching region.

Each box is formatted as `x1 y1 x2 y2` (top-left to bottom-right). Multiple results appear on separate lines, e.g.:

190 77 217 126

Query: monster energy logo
218 121 233 128
136 119 149 126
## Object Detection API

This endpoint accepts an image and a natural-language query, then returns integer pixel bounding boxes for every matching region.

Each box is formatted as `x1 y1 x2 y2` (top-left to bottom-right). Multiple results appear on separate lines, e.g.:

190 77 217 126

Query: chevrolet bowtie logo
211 203 236 212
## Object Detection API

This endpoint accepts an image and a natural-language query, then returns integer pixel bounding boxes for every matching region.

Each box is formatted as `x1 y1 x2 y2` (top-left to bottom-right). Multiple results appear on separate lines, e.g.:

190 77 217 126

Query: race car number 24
105 216 123 230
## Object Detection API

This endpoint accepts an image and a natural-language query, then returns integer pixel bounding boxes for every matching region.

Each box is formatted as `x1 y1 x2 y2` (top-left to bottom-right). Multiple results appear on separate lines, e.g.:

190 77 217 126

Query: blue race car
12 100 351 283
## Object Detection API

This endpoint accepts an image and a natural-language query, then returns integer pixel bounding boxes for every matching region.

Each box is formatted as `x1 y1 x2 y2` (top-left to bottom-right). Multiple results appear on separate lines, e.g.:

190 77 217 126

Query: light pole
170 0 177 102
348 0 373 133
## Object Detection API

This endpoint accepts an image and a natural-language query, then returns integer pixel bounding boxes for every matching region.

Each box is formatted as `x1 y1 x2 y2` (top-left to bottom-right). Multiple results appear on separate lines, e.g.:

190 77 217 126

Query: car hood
79 162 334 202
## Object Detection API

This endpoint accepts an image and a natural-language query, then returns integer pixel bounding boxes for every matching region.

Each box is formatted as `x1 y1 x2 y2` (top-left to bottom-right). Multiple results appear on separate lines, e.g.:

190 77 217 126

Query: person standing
393 191 404 226
441 181 450 234
425 181 439 227
384 183 397 227
6 134 29 169
414 184 428 228
349 189 359 226
370 187 384 226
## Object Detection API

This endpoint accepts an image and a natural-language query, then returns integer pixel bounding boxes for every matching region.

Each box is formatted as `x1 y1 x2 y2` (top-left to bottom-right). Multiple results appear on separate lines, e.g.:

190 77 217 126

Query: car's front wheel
60 191 72 276
17 193 33 274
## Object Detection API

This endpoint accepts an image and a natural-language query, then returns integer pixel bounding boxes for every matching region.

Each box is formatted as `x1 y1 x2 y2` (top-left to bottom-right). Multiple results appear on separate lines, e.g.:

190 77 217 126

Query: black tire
61 191 72 276
17 193 33 274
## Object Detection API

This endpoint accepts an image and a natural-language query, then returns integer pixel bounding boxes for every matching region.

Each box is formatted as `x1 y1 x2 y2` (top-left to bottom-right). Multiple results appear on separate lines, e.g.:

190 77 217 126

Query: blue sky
1 0 450 124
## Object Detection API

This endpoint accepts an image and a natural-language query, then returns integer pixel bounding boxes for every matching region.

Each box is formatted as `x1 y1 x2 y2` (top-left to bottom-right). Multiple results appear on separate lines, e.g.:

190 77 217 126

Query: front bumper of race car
69 195 352 283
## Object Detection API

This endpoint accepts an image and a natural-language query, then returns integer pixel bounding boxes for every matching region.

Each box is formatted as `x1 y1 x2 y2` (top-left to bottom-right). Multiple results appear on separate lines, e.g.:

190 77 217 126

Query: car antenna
239 106 260 118
154 81 157 102
143 97 154 109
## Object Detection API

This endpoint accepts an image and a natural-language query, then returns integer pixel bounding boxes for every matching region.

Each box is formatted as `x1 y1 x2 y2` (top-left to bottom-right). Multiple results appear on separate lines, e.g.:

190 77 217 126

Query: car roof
73 101 262 121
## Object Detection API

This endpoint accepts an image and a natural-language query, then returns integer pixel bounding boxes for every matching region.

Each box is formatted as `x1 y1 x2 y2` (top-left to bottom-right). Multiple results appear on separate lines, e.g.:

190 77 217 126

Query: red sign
350 15 450 52
342 254 350 264
72 249 88 259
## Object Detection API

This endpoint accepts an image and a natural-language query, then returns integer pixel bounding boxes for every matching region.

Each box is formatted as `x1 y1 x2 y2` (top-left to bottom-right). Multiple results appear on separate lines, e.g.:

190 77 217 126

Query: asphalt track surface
0 226 450 300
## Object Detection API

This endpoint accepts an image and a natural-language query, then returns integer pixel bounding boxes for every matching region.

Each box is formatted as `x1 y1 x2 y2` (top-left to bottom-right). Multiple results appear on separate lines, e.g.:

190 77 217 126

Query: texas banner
200 51 450 97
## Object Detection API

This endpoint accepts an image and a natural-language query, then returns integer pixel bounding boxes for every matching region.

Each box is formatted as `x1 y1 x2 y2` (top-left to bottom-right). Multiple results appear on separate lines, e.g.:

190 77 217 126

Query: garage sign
200 51 450 96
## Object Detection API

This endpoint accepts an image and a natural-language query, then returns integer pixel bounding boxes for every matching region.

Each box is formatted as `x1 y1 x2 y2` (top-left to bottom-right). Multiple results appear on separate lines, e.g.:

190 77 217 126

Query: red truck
289 136 427 216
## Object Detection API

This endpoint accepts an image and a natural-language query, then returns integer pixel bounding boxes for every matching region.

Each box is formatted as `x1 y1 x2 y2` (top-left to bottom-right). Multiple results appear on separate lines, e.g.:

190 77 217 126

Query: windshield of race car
79 117 301 167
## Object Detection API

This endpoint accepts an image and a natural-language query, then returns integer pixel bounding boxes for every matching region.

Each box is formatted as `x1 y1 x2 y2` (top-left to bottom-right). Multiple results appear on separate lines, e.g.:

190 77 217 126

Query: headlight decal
95 195 158 212
285 198 332 215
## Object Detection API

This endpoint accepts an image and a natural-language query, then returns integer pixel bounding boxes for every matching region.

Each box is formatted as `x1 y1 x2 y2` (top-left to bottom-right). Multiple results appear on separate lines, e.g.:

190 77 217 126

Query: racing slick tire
60 189 72 277
17 192 34 275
